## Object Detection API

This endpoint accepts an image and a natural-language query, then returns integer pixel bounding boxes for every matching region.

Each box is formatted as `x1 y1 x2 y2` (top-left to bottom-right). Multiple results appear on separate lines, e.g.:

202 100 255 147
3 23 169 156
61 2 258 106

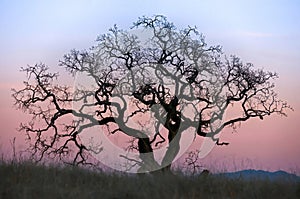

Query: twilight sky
0 0 299 173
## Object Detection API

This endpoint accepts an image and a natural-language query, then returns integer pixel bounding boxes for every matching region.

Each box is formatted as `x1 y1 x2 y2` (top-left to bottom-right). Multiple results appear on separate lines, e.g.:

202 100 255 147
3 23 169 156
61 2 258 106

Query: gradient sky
0 0 299 173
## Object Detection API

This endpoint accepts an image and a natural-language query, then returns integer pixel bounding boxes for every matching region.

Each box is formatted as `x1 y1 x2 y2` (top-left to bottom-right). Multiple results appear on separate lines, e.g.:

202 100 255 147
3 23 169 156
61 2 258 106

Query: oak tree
12 16 291 173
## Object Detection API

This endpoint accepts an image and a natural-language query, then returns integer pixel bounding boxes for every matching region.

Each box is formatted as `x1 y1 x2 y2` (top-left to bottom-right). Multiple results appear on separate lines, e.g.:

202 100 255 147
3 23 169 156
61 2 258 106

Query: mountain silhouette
219 170 300 182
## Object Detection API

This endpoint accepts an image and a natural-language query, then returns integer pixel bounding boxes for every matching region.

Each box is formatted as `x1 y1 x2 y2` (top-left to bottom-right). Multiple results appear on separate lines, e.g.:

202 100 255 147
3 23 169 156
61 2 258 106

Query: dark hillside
0 161 299 199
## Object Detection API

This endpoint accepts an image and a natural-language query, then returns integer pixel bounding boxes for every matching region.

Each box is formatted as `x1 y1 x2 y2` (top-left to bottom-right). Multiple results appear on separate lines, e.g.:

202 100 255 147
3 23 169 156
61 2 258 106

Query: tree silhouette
12 16 291 173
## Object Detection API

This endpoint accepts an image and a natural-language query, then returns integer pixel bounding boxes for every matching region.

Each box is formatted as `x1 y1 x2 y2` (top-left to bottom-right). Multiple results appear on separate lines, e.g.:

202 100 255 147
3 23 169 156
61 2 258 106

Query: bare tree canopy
12 15 291 173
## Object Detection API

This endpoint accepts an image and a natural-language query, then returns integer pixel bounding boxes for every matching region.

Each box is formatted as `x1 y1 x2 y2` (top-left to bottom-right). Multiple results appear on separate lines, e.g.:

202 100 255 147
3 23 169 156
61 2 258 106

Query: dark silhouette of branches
184 150 203 175
12 15 292 172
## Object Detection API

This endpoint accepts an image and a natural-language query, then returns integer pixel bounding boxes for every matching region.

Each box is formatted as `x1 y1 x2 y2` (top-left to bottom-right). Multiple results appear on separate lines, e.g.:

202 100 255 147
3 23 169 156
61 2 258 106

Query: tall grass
1 158 299 199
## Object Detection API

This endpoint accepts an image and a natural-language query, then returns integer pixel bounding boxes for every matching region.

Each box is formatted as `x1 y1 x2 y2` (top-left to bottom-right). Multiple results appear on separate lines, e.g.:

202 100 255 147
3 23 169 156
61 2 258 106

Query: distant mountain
219 170 300 182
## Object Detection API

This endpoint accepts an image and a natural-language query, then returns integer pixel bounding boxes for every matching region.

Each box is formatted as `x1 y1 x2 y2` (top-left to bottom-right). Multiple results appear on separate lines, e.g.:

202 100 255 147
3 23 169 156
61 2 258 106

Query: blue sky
1 0 299 101
0 0 299 172
1 0 299 77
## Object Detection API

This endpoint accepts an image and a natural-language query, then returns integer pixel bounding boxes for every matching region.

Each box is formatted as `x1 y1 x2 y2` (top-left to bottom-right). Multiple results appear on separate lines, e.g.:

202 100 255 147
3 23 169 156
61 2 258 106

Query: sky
0 0 299 173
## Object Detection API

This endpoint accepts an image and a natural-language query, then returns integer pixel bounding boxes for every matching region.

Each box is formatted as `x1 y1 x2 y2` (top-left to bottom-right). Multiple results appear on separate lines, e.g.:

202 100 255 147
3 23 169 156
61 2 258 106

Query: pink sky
0 0 299 173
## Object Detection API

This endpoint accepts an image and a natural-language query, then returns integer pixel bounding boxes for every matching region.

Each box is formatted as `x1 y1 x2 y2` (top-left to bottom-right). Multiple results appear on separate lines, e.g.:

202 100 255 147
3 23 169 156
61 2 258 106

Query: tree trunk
160 98 182 173
137 137 160 173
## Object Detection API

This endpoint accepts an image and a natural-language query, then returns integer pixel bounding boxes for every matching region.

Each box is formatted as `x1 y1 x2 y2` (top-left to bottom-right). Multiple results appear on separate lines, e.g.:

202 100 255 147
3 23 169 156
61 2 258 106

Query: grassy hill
1 160 299 199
